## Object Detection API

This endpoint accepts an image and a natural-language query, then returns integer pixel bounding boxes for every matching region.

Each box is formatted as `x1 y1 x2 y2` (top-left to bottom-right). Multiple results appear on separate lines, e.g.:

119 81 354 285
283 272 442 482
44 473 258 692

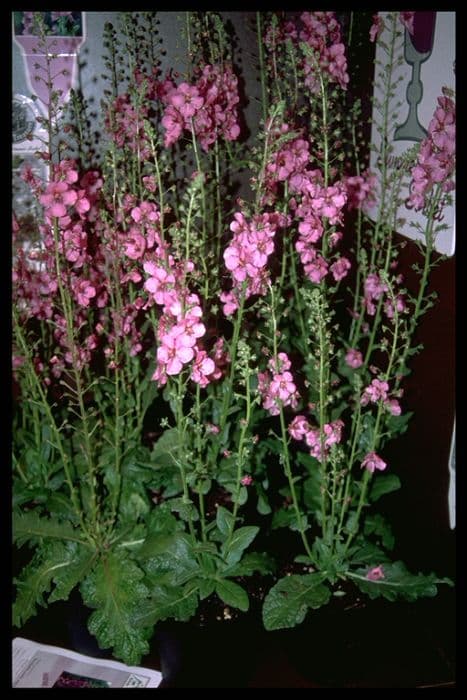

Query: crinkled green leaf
145 502 182 536
369 474 401 503
80 550 151 665
215 579 249 612
151 428 182 468
13 541 71 627
222 526 259 566
49 543 97 603
263 574 331 631
133 582 199 628
169 497 199 522
349 560 454 602
13 511 86 547
142 532 199 586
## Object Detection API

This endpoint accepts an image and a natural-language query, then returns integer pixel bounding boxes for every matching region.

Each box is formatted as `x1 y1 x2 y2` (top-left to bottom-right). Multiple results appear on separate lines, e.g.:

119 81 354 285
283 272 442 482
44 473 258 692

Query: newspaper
12 637 162 688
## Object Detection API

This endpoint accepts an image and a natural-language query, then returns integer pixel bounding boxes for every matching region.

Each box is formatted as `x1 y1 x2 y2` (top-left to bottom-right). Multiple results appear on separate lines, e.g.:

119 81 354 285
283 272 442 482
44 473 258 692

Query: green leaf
169 497 199 522
223 552 275 577
142 532 199 587
134 582 198 628
197 578 216 600
348 561 454 603
13 511 86 547
145 503 182 536
49 543 97 603
215 579 249 612
364 513 395 550
349 541 390 566
151 428 182 468
222 526 259 566
302 471 323 513
385 411 413 437
45 493 81 524
256 492 272 515
80 550 151 665
262 574 331 631
272 507 306 532
369 474 401 502
13 542 71 627
216 505 234 537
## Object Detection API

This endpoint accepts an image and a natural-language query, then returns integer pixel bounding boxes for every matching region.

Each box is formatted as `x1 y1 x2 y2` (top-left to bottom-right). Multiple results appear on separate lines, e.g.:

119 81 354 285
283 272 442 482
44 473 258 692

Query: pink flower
385 399 401 416
170 83 204 119
345 349 363 369
289 415 310 441
361 452 387 473
330 256 351 282
157 329 195 376
369 14 383 43
400 11 415 35
74 279 96 307
366 565 385 581
241 475 253 486
191 349 215 387
40 181 78 218
361 378 389 406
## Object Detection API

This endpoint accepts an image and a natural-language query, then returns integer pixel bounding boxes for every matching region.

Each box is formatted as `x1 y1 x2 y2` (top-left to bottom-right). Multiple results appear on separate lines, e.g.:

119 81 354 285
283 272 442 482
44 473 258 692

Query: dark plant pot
275 592 456 688
153 617 267 688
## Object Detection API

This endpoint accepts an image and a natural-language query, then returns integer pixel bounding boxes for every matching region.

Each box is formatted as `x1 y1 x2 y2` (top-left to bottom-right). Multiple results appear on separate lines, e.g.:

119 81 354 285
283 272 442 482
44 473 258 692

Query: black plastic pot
275 592 456 688
153 616 267 688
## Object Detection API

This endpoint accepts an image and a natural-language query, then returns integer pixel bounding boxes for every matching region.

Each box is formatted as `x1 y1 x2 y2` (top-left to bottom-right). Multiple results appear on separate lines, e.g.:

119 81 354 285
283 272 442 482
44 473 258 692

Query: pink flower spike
366 565 385 581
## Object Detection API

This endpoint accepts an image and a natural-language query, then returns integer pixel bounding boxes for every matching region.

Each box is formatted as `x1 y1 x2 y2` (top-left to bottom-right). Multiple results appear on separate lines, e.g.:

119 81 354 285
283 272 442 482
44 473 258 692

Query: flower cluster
258 352 299 416
221 211 287 315
161 63 240 150
407 91 456 212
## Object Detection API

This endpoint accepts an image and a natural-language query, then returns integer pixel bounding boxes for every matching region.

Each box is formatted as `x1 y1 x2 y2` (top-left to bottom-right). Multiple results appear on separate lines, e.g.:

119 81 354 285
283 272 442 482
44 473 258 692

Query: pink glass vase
14 36 84 116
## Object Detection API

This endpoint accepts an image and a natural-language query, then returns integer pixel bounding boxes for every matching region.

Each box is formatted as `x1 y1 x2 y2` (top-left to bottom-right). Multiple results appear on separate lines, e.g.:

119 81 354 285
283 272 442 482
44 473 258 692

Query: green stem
224 377 252 551
219 286 247 436
13 312 89 539
256 12 268 124
52 221 100 533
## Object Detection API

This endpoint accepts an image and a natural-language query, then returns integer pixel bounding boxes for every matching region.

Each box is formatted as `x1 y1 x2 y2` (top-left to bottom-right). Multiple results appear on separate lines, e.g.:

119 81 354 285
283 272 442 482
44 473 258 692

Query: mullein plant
12 10 454 664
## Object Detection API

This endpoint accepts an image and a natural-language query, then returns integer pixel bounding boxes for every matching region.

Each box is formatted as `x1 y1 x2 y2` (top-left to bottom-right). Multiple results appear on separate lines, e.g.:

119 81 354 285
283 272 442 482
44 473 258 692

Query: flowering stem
175 374 198 545
336 402 362 538
194 383 207 542
224 374 251 550
318 70 329 188
107 366 122 534
219 286 247 437
279 406 316 565
289 238 307 343
269 283 315 564
368 13 399 272
51 220 100 536
256 12 268 124
343 278 401 555
395 186 442 387
214 139 223 268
